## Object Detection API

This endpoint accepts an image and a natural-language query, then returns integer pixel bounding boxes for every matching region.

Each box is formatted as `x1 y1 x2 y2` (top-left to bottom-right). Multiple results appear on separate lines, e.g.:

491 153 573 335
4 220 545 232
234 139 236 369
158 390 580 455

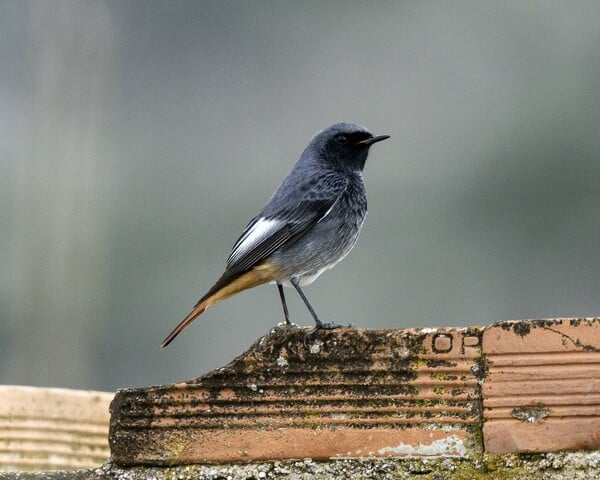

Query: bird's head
308 122 390 171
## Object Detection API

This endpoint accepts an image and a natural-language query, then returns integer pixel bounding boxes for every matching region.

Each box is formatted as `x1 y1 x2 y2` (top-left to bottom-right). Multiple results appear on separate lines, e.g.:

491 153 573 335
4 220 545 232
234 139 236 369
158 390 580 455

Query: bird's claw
303 321 351 347
269 321 299 334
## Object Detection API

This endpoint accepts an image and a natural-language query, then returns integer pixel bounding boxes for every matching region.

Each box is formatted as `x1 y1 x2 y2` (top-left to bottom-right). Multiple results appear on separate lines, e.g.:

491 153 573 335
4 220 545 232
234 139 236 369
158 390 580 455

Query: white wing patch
227 217 283 267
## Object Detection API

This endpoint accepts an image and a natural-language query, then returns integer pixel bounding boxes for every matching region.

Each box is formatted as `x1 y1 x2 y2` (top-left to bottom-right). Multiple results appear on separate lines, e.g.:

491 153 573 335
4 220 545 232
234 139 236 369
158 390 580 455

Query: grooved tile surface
0 386 113 471
482 318 600 454
110 327 483 465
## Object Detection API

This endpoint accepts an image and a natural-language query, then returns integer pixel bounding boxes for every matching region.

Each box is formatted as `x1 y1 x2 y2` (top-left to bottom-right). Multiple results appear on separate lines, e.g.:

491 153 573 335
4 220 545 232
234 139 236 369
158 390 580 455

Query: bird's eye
335 134 348 144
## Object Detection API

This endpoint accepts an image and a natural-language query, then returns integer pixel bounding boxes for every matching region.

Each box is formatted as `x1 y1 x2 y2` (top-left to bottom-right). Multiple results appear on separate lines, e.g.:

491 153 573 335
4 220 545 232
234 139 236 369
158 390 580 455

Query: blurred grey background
1 1 599 392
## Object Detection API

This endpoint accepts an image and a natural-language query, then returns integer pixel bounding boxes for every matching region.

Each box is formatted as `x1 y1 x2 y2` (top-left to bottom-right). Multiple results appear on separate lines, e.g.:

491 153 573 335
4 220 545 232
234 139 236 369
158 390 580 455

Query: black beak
356 134 390 146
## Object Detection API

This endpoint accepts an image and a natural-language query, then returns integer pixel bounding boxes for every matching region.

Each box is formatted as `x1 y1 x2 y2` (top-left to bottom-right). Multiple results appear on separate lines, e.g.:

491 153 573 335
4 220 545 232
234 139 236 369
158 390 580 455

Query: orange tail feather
161 301 208 348
161 262 282 348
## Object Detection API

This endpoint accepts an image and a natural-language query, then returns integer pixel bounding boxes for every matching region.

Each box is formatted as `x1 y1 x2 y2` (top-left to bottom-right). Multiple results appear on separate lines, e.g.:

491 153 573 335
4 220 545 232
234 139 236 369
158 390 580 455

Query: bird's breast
269 175 367 285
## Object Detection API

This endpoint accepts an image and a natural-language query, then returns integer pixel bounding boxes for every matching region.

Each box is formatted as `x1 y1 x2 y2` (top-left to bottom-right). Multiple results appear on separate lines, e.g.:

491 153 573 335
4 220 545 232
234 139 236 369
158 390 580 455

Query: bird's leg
290 278 323 327
277 283 293 326
290 278 346 341
270 283 297 332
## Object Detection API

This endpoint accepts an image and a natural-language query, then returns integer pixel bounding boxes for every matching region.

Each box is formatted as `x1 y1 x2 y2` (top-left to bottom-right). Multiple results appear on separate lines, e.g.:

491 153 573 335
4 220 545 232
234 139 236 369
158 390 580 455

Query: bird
161 122 389 348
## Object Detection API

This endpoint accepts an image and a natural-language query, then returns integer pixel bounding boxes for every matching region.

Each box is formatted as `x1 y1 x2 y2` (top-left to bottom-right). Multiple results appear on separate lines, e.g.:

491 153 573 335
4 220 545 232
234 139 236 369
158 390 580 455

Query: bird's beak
356 135 390 146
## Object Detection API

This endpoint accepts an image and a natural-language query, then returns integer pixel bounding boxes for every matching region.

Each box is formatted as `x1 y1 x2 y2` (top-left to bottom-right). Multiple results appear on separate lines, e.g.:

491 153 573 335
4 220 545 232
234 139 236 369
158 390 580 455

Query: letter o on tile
433 334 453 353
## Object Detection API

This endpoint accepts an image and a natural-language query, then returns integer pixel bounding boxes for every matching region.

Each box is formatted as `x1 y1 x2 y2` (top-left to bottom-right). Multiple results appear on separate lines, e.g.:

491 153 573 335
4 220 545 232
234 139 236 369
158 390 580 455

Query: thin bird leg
269 283 298 333
277 283 292 326
290 277 347 330
290 278 324 328
290 278 351 340
290 278 346 346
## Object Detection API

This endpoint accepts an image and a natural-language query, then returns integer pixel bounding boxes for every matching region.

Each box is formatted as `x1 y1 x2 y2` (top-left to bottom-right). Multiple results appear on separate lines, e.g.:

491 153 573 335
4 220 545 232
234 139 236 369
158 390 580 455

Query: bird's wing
160 173 348 349
225 173 348 275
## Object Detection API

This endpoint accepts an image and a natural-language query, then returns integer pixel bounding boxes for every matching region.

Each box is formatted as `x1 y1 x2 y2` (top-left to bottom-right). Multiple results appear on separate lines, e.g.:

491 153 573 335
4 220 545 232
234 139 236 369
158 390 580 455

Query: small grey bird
162 123 389 347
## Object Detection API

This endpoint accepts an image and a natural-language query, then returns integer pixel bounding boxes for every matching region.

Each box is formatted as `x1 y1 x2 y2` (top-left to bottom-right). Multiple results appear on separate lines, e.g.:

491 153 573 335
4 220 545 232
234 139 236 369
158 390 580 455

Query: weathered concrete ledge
109 317 600 467
3 317 600 479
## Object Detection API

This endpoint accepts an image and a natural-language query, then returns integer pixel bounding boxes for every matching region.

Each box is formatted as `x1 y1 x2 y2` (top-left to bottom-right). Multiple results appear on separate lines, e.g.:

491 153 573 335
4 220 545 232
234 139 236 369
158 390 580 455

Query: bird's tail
160 300 210 348
161 262 282 348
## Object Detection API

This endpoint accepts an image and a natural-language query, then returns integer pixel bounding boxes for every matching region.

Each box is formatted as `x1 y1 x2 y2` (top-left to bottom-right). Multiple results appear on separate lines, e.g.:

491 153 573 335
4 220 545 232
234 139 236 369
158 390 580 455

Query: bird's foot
303 321 352 347
317 321 347 330
269 321 299 334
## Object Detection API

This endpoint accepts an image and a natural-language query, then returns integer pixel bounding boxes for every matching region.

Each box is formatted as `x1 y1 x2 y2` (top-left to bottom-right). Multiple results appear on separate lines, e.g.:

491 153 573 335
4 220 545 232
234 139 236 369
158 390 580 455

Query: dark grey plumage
162 122 389 347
